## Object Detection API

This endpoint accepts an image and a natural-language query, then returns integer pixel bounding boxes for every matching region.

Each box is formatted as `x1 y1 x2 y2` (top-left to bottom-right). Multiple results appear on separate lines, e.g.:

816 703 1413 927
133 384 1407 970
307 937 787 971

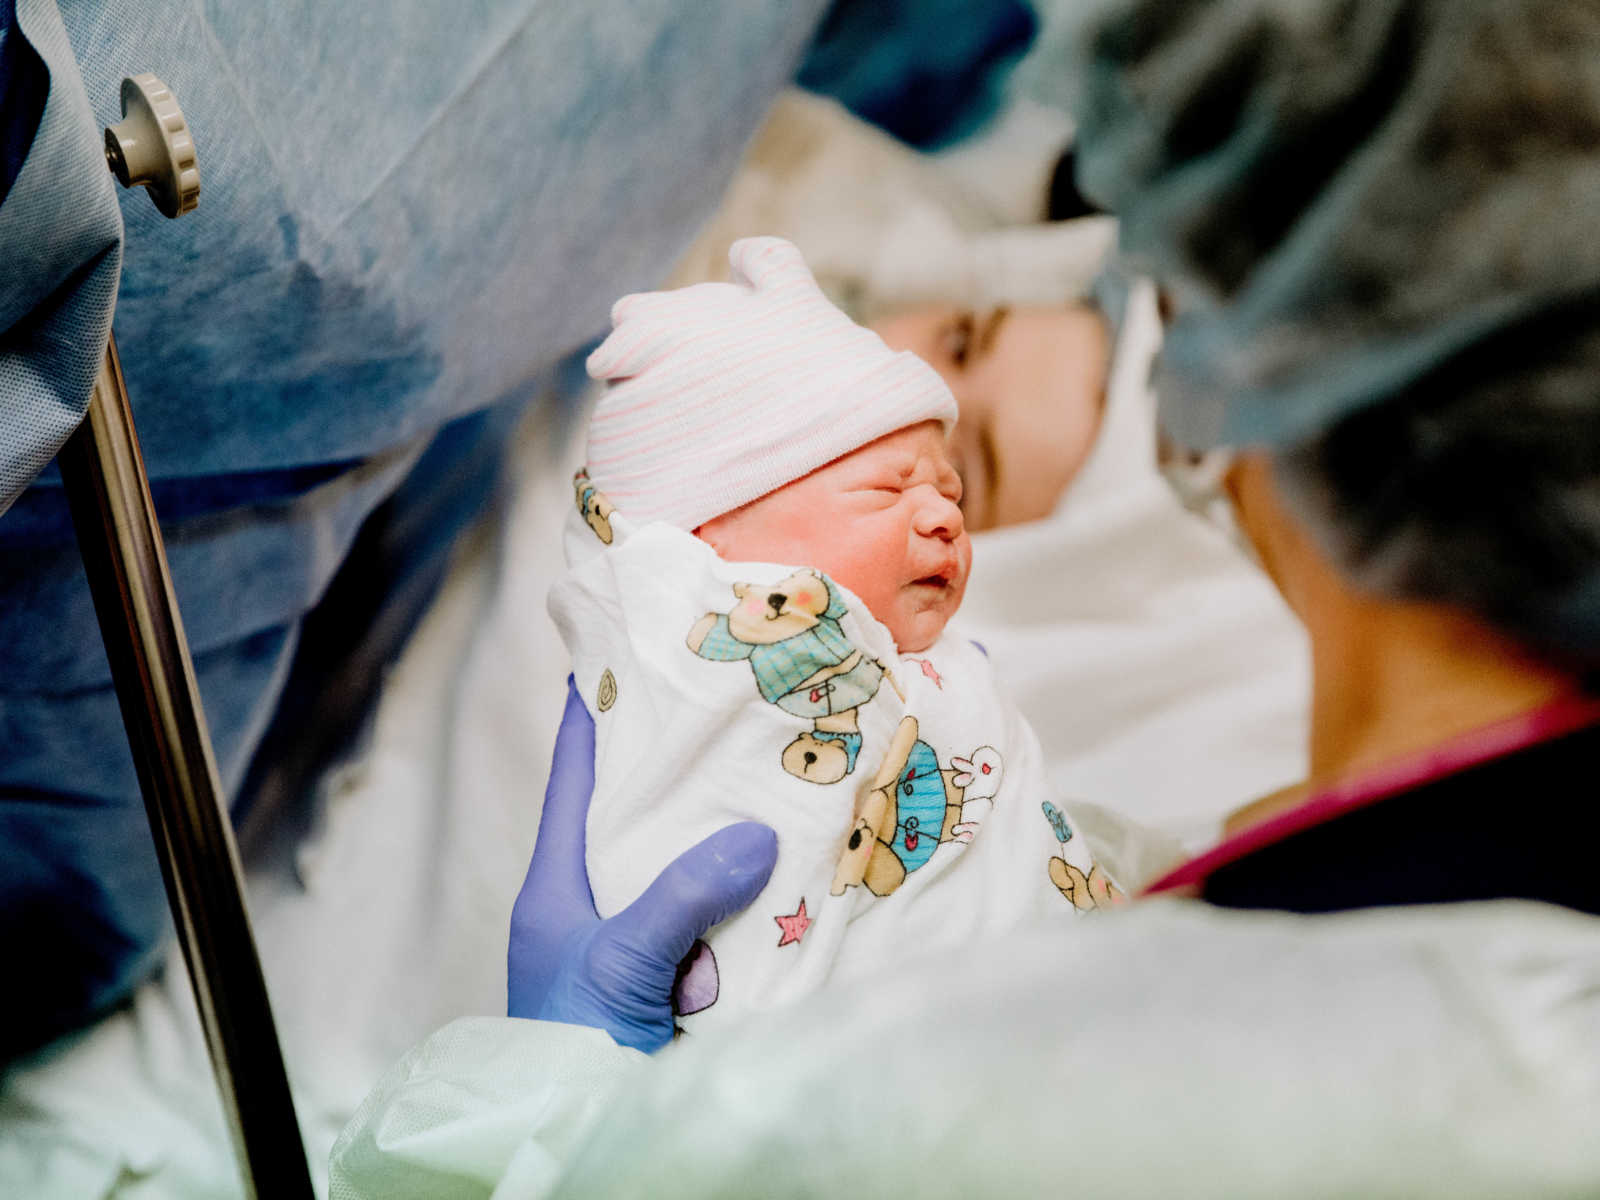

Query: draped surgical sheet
333 901 1600 1200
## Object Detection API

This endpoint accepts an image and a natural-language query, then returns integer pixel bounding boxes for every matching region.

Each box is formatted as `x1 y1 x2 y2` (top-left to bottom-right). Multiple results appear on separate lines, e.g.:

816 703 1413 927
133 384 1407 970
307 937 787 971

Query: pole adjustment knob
104 73 200 218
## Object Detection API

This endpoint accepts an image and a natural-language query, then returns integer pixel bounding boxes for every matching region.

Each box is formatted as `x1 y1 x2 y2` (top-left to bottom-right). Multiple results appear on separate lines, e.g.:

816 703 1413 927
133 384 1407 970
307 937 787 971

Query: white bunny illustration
948 745 1003 842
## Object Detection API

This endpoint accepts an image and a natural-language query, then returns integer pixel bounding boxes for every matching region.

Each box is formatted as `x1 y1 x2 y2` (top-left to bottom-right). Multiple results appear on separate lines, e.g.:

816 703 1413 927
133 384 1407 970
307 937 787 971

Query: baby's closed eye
857 486 905 508
846 479 906 499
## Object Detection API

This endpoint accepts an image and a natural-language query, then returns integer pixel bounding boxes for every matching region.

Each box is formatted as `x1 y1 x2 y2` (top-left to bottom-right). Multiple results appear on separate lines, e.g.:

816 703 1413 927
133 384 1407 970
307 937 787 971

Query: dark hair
1274 298 1600 669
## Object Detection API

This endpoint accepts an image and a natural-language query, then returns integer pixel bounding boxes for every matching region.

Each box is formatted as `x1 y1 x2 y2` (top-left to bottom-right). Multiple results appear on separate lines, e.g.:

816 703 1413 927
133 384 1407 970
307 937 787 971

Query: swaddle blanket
549 489 1114 1035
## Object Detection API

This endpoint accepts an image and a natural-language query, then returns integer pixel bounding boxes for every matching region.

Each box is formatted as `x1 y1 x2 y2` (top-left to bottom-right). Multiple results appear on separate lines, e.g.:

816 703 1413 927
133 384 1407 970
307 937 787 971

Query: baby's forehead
830 421 955 474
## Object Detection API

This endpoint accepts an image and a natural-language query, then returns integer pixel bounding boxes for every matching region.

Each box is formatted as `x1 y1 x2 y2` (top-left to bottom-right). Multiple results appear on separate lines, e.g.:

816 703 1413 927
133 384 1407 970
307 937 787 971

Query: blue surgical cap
1058 0 1600 450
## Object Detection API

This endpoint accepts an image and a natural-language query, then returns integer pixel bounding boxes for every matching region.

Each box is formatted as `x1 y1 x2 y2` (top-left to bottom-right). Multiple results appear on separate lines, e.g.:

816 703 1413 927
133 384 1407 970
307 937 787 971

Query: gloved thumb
601 820 778 981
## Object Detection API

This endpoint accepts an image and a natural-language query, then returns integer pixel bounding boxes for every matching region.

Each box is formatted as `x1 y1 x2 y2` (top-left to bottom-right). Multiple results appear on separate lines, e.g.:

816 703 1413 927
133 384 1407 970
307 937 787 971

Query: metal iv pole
53 73 314 1199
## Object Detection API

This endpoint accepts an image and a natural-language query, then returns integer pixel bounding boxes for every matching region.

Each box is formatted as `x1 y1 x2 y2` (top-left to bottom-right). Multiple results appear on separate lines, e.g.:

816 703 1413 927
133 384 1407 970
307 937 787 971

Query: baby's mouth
910 571 950 589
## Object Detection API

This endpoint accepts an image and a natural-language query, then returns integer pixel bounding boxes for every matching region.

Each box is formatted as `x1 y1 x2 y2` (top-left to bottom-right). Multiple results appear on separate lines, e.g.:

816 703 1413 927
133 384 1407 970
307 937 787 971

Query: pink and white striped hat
584 237 957 531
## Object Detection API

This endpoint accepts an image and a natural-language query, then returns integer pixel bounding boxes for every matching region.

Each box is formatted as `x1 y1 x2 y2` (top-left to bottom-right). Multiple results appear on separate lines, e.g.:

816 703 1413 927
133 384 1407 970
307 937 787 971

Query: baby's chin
886 592 961 652
893 624 944 653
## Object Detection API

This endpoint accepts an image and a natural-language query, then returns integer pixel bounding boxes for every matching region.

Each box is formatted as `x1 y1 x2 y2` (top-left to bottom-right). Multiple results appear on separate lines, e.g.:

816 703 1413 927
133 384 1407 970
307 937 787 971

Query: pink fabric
1143 692 1600 896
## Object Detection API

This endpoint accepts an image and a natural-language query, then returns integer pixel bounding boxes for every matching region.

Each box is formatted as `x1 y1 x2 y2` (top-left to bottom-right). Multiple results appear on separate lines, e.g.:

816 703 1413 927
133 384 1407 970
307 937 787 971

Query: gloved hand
508 678 778 1051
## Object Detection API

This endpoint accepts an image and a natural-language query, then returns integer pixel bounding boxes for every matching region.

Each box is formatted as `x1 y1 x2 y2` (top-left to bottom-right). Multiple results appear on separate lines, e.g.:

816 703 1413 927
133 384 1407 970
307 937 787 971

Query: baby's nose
915 493 965 541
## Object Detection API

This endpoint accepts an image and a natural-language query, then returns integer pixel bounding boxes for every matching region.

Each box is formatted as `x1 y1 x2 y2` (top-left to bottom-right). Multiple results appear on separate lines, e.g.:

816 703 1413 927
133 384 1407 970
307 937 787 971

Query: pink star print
774 899 811 947
911 658 943 689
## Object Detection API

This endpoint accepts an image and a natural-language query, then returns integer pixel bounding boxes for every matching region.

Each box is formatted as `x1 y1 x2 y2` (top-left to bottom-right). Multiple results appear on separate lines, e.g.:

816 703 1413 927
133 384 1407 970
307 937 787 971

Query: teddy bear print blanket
549 477 1116 1035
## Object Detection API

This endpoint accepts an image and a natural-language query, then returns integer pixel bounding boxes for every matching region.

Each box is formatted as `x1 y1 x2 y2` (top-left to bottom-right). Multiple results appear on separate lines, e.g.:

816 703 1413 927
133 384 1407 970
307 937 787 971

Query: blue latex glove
508 678 778 1051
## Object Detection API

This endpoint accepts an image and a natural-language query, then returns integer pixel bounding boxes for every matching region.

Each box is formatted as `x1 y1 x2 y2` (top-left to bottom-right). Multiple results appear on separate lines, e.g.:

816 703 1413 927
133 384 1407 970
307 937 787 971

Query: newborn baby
551 238 1119 1035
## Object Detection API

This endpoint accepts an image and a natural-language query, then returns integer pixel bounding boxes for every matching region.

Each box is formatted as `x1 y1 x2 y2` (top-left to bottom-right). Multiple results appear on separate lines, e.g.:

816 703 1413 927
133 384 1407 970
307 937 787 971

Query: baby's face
695 421 970 653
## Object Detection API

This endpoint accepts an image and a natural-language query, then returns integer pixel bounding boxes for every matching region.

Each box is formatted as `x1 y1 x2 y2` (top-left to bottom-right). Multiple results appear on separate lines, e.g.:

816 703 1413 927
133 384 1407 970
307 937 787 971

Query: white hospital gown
548 498 1110 1035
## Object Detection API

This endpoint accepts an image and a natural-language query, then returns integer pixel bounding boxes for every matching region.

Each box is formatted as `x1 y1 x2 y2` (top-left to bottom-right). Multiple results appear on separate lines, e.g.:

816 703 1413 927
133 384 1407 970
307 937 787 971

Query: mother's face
871 304 1110 532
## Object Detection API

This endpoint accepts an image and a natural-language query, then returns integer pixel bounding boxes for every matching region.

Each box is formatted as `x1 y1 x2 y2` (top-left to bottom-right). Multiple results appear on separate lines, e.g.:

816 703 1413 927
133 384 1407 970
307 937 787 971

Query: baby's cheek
947 564 971 612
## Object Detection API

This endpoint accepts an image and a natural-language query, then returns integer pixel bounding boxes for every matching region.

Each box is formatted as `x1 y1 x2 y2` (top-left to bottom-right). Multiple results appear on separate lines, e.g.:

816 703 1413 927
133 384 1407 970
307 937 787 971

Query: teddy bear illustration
830 716 1004 898
1050 859 1125 910
687 568 888 784
573 469 616 544
1040 799 1126 911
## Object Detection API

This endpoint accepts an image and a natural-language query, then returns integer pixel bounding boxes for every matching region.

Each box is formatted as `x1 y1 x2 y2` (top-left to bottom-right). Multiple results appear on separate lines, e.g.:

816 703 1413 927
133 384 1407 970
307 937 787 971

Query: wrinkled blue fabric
0 0 826 1054
799 0 1036 149
0 0 121 511
1046 0 1600 451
